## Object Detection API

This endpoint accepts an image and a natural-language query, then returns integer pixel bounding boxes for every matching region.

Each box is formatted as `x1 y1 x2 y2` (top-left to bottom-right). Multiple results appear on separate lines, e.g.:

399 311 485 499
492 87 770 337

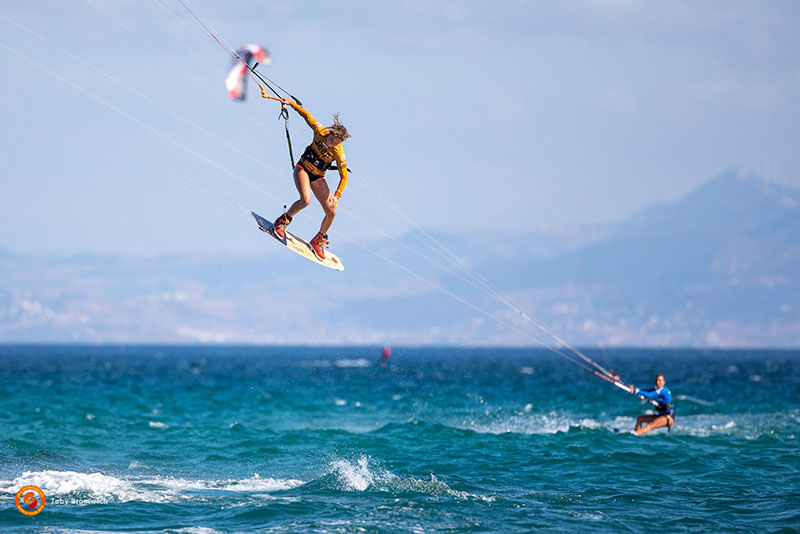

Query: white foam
445 408 783 439
459 412 573 435
140 474 304 493
0 471 304 504
149 421 169 429
167 529 225 534
676 416 738 437
331 456 373 491
384 472 475 500
126 461 153 471
576 417 605 430
0 470 166 503
571 511 605 521
333 358 372 368
327 456 494 501
300 359 331 368
453 411 648 435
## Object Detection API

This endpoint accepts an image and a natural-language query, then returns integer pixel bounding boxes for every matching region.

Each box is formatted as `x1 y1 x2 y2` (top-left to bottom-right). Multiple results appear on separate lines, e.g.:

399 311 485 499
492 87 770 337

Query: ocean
1 345 798 533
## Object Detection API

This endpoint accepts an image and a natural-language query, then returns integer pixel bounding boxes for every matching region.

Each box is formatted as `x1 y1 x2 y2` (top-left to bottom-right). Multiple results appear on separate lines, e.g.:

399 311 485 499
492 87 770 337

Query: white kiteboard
251 211 344 271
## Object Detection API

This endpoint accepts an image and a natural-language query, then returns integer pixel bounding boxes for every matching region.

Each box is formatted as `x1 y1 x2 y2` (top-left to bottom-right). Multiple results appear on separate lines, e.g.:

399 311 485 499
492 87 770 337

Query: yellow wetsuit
290 101 348 199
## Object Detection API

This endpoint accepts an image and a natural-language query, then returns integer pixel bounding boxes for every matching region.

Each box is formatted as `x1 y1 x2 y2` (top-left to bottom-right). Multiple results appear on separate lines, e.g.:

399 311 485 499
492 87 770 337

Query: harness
657 402 675 431
656 402 674 414
298 145 351 174
299 145 333 173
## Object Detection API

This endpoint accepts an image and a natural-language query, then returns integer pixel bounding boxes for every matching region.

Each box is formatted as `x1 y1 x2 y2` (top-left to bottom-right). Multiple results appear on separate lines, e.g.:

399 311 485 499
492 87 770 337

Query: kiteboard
251 211 344 271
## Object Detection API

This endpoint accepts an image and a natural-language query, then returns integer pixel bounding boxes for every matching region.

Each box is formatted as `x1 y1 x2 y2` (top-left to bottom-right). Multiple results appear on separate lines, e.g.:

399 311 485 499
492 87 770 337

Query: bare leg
634 415 656 432
310 178 336 235
286 166 312 218
634 414 674 436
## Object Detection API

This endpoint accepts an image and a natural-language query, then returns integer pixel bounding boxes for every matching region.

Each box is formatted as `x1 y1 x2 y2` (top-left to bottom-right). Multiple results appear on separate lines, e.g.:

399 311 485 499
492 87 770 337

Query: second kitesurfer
629 373 675 435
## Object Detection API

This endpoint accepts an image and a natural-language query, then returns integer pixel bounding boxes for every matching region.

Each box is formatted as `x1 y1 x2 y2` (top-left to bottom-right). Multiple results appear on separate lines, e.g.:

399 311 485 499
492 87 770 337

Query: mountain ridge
1 171 797 346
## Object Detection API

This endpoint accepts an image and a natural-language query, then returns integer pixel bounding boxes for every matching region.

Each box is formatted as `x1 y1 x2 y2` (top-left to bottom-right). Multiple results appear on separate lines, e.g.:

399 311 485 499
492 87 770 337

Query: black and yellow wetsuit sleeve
332 148 348 199
290 101 327 136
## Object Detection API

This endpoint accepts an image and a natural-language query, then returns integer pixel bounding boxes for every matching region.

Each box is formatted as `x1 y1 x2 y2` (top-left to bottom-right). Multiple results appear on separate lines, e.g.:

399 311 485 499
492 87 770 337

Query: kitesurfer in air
271 98 350 260
628 373 675 435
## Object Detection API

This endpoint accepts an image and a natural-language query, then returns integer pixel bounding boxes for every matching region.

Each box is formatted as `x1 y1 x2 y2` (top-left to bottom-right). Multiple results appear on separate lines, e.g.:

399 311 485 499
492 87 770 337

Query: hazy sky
1 0 799 255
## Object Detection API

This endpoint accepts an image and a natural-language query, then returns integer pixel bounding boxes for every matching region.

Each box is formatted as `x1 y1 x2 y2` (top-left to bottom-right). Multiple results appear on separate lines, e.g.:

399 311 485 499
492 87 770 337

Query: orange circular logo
15 485 46 516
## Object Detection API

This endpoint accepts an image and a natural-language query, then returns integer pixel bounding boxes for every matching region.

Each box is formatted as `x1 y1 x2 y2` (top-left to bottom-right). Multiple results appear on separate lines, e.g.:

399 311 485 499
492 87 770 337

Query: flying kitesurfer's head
654 374 666 388
326 113 350 146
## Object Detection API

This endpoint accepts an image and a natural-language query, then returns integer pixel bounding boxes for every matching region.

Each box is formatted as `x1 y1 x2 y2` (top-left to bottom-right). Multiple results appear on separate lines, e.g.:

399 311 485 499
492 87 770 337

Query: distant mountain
1 171 798 347
467 170 800 345
480 170 799 285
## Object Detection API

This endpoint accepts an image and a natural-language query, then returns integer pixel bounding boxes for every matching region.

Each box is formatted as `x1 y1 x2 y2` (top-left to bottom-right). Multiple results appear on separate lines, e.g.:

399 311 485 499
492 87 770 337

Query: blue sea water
0 345 798 533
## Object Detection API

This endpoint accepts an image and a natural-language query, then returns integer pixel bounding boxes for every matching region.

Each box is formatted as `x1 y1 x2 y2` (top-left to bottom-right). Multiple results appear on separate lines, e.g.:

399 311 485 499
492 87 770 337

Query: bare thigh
286 166 313 217
635 414 673 435
310 179 334 215
636 414 658 428
294 166 312 204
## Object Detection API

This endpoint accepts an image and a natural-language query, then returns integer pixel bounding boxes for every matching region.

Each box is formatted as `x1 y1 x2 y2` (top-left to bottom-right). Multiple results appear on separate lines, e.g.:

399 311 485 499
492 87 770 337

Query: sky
1 0 799 256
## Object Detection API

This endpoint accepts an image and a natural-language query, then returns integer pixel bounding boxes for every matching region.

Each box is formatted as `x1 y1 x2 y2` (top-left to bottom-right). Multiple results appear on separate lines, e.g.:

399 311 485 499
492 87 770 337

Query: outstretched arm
630 386 658 400
281 98 325 133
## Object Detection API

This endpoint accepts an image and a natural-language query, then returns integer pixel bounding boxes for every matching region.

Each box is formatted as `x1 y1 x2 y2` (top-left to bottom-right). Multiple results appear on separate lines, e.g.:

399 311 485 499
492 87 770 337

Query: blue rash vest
633 385 675 415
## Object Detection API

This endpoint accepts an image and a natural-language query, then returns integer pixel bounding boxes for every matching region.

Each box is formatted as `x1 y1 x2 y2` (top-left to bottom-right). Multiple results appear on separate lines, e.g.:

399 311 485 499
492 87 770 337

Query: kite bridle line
175 0 301 170
175 0 301 104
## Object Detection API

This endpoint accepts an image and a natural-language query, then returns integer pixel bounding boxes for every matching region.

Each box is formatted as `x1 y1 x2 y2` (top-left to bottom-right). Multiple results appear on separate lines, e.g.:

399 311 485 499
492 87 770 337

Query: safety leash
279 105 295 170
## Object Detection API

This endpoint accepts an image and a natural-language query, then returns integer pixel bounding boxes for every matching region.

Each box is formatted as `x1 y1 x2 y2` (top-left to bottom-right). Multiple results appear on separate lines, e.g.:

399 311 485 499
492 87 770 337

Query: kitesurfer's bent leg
310 178 337 235
286 165 313 217
273 166 314 239
634 414 656 433
634 414 674 436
